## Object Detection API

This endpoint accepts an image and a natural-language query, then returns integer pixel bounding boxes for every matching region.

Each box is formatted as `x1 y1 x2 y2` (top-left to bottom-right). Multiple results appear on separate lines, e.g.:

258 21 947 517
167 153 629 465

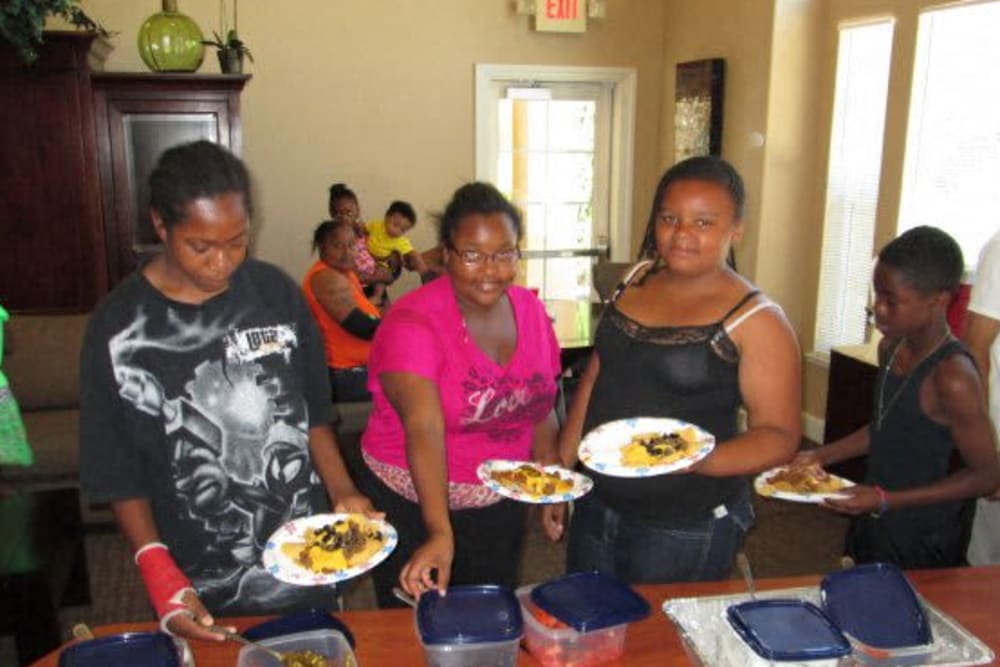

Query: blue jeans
566 489 754 583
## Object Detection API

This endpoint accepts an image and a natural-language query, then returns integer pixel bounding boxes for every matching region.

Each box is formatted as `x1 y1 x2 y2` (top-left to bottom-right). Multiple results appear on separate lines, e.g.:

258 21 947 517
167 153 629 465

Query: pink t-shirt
362 276 561 490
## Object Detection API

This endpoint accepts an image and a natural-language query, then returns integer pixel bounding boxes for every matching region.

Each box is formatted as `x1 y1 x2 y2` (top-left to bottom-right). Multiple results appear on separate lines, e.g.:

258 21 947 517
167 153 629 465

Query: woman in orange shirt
303 219 382 402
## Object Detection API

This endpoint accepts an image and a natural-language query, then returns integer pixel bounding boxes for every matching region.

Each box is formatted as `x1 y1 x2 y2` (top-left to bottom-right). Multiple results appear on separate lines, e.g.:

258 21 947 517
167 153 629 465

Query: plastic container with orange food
516 572 651 667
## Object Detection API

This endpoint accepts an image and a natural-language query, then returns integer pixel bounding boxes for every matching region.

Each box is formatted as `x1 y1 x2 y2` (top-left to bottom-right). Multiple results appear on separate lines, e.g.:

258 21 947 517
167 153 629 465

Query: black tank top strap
611 260 655 303
887 337 965 379
923 338 967 371
718 289 761 323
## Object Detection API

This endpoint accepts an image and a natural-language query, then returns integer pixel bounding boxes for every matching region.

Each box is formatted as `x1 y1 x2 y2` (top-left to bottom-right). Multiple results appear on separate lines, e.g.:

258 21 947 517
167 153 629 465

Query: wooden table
30 566 1000 666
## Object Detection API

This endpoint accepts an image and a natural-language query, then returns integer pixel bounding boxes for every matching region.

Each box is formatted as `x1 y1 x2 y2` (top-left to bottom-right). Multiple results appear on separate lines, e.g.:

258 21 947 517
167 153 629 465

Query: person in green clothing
0 304 33 467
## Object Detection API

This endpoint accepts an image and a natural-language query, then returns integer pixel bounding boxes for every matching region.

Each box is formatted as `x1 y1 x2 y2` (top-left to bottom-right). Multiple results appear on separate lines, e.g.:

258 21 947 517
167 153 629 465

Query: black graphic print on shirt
109 305 318 611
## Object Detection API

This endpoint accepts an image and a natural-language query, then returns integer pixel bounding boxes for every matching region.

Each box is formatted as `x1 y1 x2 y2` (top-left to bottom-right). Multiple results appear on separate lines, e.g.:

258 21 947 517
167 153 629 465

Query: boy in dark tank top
796 226 1000 568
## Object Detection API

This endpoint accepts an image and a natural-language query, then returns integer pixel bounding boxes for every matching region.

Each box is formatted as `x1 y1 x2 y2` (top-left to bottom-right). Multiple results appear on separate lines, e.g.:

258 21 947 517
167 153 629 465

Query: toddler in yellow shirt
364 200 434 303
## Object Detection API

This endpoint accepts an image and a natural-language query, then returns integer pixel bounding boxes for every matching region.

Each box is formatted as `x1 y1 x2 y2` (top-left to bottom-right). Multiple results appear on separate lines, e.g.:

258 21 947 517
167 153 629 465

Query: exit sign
535 0 587 33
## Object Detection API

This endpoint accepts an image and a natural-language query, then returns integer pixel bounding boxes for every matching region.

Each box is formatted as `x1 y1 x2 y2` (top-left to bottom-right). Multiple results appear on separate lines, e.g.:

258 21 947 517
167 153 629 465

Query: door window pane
498 89 602 299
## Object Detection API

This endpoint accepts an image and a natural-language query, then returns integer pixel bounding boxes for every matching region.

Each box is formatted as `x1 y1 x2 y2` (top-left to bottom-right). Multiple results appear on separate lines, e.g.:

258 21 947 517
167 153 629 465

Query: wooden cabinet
823 343 879 483
0 33 106 313
92 73 249 284
0 33 249 312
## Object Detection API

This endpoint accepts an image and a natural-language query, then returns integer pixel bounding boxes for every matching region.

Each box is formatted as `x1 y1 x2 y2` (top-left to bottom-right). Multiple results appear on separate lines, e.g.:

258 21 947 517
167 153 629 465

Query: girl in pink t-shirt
358 182 561 607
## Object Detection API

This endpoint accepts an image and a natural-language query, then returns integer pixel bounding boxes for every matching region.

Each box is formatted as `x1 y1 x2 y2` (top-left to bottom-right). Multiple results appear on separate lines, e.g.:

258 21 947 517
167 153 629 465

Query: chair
592 261 633 303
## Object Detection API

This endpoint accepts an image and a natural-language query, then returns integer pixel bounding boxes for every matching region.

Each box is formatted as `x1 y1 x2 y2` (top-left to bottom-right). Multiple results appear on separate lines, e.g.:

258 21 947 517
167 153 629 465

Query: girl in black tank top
543 158 803 584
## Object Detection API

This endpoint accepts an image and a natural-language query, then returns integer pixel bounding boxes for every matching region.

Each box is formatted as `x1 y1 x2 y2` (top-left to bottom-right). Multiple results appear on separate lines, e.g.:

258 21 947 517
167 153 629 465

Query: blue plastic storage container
821 562 934 665
417 585 523 645
416 585 523 667
58 632 180 667
529 571 650 634
726 599 853 661
242 608 355 648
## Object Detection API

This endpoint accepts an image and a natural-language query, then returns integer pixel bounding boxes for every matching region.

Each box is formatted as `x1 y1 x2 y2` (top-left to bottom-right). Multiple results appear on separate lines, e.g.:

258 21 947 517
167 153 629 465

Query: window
814 20 894 355
897 1 1000 267
476 64 637 300
496 84 609 300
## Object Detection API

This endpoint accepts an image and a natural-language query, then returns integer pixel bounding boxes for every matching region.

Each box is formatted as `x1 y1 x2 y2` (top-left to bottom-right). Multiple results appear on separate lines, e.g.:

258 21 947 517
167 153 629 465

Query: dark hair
436 182 523 247
386 200 416 225
311 218 356 254
878 225 964 295
328 182 359 211
149 140 252 229
638 155 746 260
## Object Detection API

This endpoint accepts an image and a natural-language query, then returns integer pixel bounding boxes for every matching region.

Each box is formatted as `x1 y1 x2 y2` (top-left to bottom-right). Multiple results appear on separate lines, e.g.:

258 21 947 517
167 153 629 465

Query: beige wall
658 0 958 432
659 0 827 432
660 0 776 281
54 1 954 433
71 0 667 297
800 0 956 426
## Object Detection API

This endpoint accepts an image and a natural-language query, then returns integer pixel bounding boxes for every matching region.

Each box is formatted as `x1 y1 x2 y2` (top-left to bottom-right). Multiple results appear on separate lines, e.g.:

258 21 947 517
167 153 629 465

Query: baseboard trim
802 412 825 446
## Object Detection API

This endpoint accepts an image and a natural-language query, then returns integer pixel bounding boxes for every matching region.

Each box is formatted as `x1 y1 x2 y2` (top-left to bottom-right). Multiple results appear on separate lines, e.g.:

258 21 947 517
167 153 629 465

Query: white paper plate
262 513 397 585
754 465 855 503
477 459 593 504
578 417 715 478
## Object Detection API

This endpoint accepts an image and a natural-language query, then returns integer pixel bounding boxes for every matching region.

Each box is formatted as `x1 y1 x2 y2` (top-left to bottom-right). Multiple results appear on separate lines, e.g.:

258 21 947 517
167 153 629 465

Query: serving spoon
208 626 287 662
736 552 757 601
392 586 418 608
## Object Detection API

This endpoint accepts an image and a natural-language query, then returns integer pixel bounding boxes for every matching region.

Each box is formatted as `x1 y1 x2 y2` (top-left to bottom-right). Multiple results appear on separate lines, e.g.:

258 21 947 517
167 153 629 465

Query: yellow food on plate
620 427 702 467
489 463 574 496
281 516 385 574
761 464 847 495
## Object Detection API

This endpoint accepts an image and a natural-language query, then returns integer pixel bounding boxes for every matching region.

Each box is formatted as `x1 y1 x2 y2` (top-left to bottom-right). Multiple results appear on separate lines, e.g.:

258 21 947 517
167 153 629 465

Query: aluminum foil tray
662 586 993 667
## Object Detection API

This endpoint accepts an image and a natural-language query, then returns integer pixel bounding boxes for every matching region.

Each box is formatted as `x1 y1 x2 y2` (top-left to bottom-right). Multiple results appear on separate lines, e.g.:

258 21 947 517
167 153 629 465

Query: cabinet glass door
122 113 218 251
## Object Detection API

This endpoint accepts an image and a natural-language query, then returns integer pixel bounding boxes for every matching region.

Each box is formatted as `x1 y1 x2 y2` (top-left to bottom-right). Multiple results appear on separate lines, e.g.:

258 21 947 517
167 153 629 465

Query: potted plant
202 0 251 74
203 28 252 74
0 0 110 64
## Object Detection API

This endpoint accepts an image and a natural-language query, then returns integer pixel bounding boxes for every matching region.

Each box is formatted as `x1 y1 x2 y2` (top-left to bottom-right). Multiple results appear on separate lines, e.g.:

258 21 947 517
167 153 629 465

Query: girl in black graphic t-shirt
80 141 377 642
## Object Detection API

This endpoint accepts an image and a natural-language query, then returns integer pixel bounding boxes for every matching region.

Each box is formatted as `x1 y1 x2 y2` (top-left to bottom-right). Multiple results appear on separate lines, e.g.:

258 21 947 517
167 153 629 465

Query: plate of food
577 417 715 478
263 513 397 586
754 464 854 503
477 460 593 504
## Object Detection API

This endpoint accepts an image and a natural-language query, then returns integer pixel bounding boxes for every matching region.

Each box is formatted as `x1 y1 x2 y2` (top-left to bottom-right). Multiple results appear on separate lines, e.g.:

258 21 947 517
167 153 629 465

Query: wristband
340 307 379 340
871 485 890 518
134 542 196 632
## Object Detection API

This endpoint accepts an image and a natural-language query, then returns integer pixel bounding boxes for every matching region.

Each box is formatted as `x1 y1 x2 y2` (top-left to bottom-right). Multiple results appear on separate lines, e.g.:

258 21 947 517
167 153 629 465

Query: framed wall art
674 58 725 163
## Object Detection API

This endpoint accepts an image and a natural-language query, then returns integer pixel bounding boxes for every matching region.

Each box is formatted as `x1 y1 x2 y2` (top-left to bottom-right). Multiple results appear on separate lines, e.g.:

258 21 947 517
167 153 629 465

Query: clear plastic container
419 637 521 667
235 628 356 667
516 585 628 667
416 585 523 667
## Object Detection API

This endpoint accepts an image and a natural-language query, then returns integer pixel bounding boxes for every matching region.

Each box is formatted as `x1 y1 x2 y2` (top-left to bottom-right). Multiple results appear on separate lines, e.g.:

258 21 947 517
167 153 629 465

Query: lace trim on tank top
362 449 503 509
606 262 766 364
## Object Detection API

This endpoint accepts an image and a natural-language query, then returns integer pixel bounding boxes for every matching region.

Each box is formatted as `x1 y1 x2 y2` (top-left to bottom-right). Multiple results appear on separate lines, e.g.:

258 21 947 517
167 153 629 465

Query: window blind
814 20 894 355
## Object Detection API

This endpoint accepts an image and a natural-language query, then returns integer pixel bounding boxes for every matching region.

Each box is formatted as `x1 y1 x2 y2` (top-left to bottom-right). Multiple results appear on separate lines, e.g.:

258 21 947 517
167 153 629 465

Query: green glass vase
137 0 205 72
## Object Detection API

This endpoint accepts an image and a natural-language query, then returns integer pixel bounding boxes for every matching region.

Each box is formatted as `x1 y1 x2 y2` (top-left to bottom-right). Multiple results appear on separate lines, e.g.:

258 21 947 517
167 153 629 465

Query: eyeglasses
451 247 521 266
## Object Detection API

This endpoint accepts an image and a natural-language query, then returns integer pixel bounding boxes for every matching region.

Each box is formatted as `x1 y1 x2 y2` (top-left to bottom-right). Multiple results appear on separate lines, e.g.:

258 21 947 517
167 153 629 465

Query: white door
476 65 636 301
